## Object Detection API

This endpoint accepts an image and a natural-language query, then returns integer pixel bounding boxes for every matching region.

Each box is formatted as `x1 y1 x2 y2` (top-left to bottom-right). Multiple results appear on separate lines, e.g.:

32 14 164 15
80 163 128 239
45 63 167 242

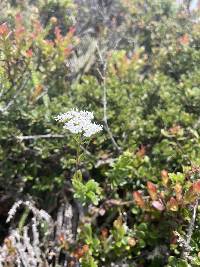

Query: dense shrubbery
0 0 200 266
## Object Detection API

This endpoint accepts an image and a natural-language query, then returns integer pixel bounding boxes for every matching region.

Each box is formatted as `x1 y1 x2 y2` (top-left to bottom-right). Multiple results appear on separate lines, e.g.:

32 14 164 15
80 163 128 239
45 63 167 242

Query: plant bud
161 169 169 186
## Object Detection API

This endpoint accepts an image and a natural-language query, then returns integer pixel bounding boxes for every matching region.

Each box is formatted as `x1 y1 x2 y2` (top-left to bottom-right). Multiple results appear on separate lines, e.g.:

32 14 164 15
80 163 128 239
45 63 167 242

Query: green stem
75 136 81 172
18 207 30 234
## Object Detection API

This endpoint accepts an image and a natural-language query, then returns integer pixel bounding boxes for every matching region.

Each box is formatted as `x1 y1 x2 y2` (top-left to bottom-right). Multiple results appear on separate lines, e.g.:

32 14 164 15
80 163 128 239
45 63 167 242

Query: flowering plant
55 109 103 137
55 109 103 206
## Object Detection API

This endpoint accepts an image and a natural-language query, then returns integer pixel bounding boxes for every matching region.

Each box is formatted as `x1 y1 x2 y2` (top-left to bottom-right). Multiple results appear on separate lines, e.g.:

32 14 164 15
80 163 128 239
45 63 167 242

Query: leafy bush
1 0 200 266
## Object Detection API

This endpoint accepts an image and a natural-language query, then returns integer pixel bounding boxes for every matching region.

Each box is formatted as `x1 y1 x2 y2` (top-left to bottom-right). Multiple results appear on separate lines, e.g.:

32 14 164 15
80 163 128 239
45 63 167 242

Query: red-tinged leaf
170 232 178 245
32 20 42 38
101 228 108 239
82 244 89 253
179 34 190 46
152 200 165 211
169 125 181 135
26 49 33 58
30 85 43 102
136 145 146 158
161 169 168 177
0 23 9 36
161 169 169 186
15 26 25 40
64 47 72 57
193 180 200 193
167 197 179 211
69 26 76 34
147 181 157 200
174 183 182 202
15 13 23 23
133 191 145 208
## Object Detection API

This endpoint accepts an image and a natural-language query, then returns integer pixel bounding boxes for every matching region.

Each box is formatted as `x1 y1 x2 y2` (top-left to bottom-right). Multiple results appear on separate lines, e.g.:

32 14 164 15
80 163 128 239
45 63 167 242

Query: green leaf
168 172 185 183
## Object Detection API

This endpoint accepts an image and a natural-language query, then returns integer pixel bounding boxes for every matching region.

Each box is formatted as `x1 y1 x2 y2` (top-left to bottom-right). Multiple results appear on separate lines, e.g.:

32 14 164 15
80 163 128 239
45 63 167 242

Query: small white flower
55 109 94 122
55 108 103 137
83 122 103 137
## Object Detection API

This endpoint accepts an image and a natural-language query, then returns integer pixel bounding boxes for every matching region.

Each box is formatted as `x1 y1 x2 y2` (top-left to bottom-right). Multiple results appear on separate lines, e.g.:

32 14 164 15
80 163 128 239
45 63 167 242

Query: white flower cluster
55 108 103 137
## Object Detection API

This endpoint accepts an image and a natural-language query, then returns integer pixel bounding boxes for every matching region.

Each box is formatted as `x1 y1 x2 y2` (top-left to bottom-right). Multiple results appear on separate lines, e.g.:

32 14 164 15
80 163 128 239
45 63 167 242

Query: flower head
55 108 103 137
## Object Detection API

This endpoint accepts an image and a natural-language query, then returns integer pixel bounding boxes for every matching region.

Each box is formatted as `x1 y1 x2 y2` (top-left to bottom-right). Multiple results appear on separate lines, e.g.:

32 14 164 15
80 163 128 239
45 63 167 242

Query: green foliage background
1 0 200 266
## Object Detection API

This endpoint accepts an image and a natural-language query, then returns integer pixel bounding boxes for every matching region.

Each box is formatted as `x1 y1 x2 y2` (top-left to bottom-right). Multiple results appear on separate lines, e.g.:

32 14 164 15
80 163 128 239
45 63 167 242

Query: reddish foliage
193 180 200 193
82 244 89 253
73 244 89 259
58 233 65 243
147 181 157 200
179 34 190 46
0 23 9 36
169 124 181 135
136 145 146 158
15 26 25 40
69 26 76 34
161 170 168 178
167 197 178 211
33 20 42 36
174 183 182 202
15 13 23 23
64 47 72 56
170 232 178 244
152 200 165 211
133 191 145 208
101 228 109 239
26 49 33 58
161 169 169 186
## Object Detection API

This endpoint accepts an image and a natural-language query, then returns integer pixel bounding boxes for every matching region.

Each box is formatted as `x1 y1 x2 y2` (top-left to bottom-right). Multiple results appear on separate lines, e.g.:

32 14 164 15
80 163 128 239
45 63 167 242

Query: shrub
1 0 200 266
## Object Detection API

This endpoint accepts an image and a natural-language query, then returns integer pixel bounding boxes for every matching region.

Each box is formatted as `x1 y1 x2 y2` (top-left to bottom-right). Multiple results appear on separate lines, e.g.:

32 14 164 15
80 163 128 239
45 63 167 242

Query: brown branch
15 134 92 156
16 134 65 140
181 199 199 259
96 44 121 152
